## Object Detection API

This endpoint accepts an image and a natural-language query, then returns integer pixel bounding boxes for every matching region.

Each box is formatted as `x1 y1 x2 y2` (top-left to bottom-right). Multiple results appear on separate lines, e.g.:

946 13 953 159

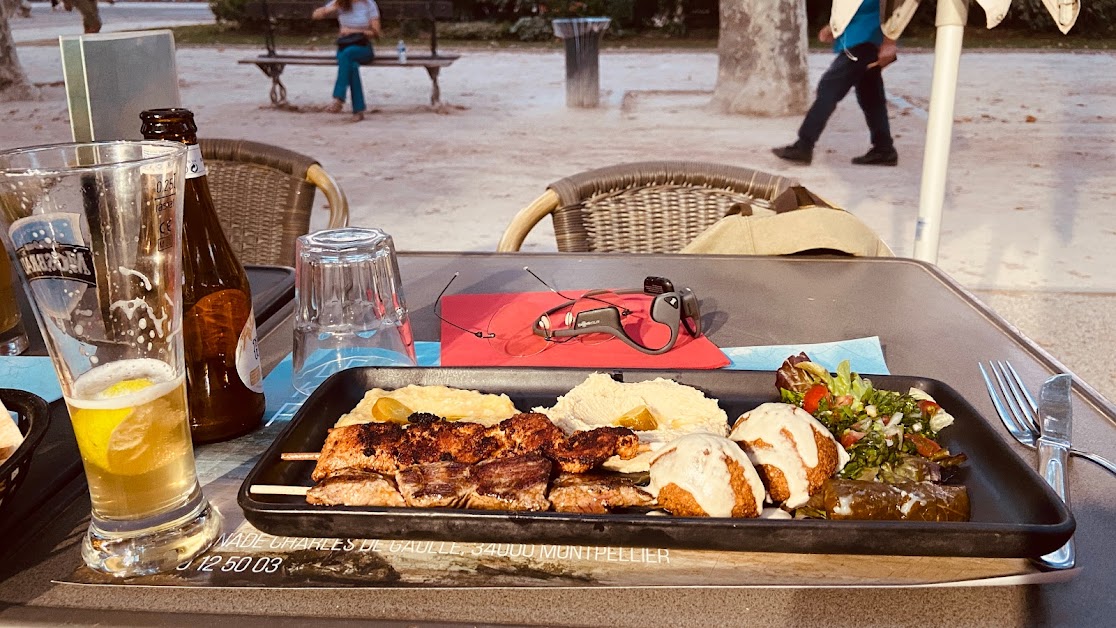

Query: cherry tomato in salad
905 432 943 457
803 384 830 414
840 430 866 449
918 399 940 417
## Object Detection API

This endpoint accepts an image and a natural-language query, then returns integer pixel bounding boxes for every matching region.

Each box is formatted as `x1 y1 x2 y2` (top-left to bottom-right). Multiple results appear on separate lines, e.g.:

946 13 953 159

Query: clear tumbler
0 141 222 577
293 227 416 395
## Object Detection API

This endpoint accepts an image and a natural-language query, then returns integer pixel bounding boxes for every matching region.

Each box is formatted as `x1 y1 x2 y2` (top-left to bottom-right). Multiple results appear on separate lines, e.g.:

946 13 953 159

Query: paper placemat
0 356 62 403
721 336 889 374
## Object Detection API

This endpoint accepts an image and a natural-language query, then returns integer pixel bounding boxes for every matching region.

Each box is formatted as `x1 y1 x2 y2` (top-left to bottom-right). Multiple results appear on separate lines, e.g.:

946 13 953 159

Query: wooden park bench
238 0 460 108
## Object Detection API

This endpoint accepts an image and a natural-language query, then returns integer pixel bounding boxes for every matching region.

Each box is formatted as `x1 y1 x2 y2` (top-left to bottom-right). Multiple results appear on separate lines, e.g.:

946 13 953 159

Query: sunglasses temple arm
434 273 494 339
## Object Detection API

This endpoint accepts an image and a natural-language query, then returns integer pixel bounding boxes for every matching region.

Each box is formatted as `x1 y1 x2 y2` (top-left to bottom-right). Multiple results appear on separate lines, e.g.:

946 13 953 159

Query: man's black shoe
772 144 813 165
851 146 898 166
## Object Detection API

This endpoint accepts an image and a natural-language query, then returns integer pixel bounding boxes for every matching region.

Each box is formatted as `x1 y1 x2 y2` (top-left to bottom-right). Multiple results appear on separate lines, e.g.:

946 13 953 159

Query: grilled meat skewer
311 413 643 481
306 470 405 507
548 473 654 514
306 455 654 514
307 454 553 512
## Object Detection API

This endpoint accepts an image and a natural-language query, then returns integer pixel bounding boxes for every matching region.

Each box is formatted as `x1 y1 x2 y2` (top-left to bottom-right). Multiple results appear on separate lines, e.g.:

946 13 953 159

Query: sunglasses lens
486 301 550 357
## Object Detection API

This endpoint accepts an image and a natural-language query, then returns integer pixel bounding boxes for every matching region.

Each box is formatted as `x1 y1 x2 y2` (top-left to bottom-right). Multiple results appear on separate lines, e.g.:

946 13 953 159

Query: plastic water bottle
397 40 407 63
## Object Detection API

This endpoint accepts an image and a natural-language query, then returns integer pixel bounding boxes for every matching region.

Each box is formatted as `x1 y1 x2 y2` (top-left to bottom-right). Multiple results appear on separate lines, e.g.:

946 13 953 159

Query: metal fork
979 361 1116 477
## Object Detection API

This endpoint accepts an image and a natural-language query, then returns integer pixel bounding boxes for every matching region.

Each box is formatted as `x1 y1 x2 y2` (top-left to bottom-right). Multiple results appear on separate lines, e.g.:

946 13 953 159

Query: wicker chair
201 138 349 266
497 161 796 253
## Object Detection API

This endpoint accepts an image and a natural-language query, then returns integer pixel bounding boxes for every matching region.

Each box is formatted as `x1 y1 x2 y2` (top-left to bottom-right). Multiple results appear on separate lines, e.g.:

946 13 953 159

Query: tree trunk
712 0 810 116
0 0 37 102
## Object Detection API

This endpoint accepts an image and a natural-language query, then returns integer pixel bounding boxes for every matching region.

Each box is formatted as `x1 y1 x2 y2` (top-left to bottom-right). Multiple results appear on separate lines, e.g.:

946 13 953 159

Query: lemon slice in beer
106 407 184 476
71 378 155 472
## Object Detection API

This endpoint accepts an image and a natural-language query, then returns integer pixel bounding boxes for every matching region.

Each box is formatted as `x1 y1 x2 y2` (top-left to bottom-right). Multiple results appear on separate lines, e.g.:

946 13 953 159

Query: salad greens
776 353 966 483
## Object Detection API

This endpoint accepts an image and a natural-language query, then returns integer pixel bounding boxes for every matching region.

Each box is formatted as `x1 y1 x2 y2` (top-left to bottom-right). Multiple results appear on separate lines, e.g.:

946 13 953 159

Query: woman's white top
334 0 380 30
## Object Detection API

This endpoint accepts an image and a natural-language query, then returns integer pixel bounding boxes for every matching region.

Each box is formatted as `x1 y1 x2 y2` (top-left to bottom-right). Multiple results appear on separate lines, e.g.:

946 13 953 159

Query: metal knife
1037 373 1076 570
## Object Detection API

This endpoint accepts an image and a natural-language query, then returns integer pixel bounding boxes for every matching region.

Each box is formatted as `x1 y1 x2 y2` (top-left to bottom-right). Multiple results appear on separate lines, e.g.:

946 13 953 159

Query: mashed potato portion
537 373 728 472
334 385 519 427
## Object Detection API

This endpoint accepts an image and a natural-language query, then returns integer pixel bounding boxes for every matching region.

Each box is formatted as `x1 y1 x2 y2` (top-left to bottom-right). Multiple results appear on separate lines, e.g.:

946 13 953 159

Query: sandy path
6 47 1113 292
4 45 1116 397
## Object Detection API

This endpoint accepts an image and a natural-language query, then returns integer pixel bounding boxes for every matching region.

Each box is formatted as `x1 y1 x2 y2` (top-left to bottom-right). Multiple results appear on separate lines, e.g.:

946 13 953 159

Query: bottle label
186 144 207 179
236 314 264 393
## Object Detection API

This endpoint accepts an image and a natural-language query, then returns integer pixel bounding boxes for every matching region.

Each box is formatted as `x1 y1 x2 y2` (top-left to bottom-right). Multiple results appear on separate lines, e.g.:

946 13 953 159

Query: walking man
773 0 898 166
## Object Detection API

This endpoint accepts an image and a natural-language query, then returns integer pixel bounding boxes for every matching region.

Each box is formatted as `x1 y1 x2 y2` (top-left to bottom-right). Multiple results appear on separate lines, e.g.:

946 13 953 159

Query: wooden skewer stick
281 452 320 461
250 484 311 496
277 441 651 466
281 442 652 462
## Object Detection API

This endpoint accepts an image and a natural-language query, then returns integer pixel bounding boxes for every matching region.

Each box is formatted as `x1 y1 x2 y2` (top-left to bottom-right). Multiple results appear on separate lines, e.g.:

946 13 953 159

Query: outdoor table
1 253 1114 626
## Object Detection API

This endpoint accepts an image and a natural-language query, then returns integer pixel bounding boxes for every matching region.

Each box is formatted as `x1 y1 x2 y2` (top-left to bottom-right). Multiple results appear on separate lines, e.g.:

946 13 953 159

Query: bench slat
239 54 459 67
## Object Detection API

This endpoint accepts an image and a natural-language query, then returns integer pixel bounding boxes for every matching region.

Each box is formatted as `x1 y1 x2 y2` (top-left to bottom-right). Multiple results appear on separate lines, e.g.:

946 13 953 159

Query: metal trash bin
552 17 611 108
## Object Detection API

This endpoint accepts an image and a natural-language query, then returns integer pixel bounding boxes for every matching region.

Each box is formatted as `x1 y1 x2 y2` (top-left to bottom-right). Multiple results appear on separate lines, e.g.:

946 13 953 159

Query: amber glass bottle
140 108 265 443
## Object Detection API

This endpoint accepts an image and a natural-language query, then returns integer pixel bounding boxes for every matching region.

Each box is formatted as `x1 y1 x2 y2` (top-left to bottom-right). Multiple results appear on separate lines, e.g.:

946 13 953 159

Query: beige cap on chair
679 207 893 257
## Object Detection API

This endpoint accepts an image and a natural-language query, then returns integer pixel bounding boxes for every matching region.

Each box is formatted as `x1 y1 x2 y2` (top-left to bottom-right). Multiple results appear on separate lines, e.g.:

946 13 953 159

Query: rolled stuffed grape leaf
805 479 970 522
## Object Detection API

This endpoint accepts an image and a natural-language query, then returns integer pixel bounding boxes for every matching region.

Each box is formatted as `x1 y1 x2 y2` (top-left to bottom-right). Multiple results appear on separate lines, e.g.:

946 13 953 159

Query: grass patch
169 23 1116 51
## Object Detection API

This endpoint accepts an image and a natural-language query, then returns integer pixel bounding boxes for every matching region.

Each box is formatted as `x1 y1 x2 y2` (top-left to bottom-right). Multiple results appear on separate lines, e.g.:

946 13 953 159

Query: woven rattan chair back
497 161 795 253
201 138 349 266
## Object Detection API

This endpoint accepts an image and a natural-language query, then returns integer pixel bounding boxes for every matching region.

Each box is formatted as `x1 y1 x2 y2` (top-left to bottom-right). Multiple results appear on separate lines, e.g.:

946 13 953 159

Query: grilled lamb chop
548 473 655 514
306 470 405 507
465 454 552 511
396 461 475 507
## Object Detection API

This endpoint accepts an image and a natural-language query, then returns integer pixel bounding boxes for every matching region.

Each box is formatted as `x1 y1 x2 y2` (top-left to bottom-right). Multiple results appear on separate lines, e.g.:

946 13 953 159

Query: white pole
912 0 969 263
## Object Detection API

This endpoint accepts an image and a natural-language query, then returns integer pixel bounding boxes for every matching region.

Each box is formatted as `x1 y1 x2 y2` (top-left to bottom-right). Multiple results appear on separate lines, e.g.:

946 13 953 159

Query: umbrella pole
912 0 969 264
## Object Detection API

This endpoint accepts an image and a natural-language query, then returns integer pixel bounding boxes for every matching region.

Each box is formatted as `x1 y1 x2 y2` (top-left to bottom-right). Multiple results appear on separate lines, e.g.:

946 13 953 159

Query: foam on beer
69 358 182 410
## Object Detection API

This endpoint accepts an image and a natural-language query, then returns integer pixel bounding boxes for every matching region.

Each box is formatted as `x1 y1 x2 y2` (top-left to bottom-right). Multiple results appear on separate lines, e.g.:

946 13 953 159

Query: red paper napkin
439 291 729 369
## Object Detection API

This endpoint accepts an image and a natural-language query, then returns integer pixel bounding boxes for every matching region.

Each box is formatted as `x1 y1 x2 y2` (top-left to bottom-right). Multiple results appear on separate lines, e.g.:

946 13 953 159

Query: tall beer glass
0 141 221 577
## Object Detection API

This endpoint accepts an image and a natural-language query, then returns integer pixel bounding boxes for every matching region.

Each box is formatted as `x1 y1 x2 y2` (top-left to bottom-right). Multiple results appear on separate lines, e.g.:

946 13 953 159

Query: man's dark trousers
797 42 892 151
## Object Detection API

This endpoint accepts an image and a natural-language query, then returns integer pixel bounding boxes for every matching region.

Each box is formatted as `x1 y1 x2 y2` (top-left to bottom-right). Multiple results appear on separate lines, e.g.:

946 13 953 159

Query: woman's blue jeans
797 42 893 151
334 44 374 113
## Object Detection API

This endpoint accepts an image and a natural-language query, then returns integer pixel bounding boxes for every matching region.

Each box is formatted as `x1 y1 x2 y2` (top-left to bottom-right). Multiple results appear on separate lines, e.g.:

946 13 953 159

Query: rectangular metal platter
238 367 1076 558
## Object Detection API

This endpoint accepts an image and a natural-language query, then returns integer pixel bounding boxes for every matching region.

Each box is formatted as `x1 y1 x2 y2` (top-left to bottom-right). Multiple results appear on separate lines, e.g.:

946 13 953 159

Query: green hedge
208 0 1116 37
209 0 250 24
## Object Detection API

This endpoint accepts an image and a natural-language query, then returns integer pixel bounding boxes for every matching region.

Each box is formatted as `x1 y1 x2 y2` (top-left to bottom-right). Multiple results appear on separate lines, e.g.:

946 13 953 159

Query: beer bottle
140 108 265 443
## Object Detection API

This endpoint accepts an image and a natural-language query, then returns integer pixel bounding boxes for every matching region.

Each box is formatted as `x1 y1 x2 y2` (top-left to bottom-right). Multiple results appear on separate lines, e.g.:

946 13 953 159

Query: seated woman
312 0 382 122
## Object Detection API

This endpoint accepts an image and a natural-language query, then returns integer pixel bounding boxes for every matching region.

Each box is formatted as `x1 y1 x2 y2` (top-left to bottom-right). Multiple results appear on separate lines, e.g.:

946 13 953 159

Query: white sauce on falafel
729 402 850 508
649 433 765 518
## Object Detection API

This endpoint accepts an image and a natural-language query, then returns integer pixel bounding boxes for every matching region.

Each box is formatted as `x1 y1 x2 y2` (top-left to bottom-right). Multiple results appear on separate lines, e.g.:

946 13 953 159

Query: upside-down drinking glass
293 227 416 395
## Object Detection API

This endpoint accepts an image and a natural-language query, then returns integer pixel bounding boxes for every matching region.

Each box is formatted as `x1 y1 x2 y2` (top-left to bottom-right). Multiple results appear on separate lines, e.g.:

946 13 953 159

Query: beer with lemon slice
68 359 197 520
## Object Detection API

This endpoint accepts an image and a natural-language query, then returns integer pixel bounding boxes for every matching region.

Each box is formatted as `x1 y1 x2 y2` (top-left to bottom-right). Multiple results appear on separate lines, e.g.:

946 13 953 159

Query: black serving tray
238 367 1076 558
